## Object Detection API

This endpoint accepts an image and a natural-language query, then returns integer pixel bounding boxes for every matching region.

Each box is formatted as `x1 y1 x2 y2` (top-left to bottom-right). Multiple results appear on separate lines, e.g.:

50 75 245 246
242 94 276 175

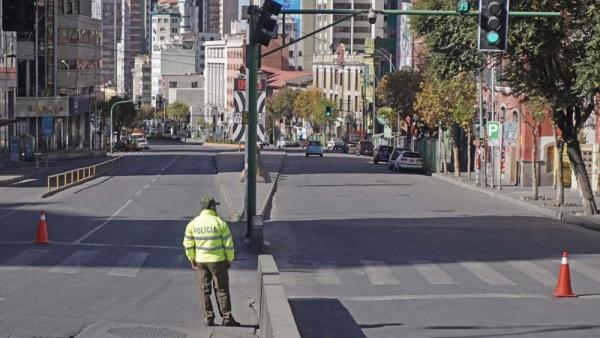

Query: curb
432 173 563 220
560 213 600 232
260 151 287 221
214 155 243 223
0 175 25 187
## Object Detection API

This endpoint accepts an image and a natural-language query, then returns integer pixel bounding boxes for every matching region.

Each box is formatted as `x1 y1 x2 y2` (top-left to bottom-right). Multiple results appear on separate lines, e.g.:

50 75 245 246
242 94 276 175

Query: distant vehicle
137 138 149 150
354 140 374 156
387 147 411 170
305 141 323 157
394 151 424 173
327 138 345 151
373 145 393 164
147 127 159 136
277 137 293 149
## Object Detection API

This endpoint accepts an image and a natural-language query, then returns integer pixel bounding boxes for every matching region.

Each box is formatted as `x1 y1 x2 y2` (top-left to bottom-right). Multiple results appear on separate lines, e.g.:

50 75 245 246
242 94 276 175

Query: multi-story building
12 0 102 151
161 74 204 123
220 0 238 35
312 50 375 137
151 9 182 50
151 46 196 106
203 39 227 136
0 26 16 157
99 0 122 86
117 0 147 96
280 0 316 71
315 0 384 54
195 32 220 74
133 55 152 102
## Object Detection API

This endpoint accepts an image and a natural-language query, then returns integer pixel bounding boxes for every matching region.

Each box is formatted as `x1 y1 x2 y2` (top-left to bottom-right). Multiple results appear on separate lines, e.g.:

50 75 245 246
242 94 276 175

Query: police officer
183 197 240 327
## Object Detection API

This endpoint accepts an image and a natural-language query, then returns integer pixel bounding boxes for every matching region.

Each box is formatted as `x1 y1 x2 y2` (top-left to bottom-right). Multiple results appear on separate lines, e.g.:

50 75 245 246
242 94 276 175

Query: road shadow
289 298 370 338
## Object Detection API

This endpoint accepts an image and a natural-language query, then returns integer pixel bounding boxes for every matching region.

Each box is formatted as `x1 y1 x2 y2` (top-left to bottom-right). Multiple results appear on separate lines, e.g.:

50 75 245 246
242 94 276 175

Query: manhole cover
108 327 186 338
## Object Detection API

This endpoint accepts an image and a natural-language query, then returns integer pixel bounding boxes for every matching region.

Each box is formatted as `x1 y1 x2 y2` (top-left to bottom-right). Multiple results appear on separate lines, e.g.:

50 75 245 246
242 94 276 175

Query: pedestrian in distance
183 197 241 327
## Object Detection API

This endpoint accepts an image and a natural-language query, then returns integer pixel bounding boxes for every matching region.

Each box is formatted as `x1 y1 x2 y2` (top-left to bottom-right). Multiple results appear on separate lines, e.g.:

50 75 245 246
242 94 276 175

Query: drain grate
108 327 187 338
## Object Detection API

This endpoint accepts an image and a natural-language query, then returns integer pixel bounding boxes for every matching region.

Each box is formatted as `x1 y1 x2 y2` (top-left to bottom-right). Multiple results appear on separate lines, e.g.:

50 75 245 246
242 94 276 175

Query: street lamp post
109 99 133 155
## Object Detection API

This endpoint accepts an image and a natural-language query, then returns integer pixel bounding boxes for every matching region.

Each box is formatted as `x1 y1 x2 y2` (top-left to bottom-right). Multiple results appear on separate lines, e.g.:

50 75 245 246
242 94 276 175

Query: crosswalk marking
409 260 457 285
509 261 555 286
108 252 150 277
569 261 600 283
0 249 50 270
361 260 400 285
50 250 100 274
460 261 515 286
313 262 342 285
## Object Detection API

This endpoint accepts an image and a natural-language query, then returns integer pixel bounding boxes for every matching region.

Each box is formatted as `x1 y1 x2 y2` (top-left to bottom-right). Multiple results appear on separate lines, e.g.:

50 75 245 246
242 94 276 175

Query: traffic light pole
109 100 133 155
247 8 259 245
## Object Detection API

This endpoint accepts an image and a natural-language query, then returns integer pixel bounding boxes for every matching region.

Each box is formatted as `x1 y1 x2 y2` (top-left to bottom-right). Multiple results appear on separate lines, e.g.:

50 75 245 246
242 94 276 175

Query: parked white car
277 138 293 149
393 151 423 173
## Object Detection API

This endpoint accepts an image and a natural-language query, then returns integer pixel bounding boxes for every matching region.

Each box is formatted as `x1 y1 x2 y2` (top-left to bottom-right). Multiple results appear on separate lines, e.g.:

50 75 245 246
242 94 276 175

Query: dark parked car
354 140 374 156
373 145 393 164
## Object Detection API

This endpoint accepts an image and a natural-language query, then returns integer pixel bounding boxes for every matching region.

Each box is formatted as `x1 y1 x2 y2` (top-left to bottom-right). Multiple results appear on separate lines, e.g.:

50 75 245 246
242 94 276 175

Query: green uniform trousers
196 261 232 321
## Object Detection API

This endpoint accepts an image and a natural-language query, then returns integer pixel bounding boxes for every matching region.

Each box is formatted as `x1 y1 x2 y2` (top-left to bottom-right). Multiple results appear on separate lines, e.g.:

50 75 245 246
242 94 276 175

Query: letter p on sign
487 122 500 140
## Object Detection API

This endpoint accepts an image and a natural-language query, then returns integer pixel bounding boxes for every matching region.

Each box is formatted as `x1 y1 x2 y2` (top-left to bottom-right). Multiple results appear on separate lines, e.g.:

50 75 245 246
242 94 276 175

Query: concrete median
256 255 300 338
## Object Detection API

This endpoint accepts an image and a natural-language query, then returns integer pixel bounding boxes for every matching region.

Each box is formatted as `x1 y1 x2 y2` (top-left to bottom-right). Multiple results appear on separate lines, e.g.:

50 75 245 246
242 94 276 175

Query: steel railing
46 156 124 194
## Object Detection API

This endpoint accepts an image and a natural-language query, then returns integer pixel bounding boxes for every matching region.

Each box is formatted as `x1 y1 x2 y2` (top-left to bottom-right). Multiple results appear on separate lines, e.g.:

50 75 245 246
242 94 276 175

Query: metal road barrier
256 255 300 338
45 156 124 197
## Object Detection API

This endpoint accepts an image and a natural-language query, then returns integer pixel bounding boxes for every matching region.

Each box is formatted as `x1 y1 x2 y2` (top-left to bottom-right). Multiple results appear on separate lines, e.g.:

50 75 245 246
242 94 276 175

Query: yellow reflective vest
183 210 235 263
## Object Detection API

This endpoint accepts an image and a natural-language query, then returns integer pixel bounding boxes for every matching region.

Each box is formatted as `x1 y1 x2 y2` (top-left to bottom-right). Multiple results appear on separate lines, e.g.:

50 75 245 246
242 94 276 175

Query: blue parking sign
42 117 54 136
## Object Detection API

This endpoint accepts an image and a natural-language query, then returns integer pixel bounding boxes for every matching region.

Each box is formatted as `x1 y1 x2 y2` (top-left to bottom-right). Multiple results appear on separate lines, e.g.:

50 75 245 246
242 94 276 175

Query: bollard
251 215 264 254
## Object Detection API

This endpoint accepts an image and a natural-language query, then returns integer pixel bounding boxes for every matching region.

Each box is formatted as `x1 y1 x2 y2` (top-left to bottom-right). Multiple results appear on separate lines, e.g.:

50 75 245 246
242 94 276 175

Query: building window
73 0 80 14
66 1 72 14
190 81 198 88
299 51 303 57
165 19 169 23
158 18 162 23
355 96 358 112
347 95 351 111
169 81 177 88
172 28 177 33
289 51 294 57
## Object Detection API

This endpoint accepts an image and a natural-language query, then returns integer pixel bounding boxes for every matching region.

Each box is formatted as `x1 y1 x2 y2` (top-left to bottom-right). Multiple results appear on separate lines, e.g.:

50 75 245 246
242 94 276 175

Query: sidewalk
215 151 286 222
432 172 600 231
0 155 112 187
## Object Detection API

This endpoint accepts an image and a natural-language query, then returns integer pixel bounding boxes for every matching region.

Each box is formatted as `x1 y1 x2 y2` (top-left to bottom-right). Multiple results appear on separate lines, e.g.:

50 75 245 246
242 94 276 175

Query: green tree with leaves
100 96 137 144
266 87 301 141
166 101 190 125
522 96 550 201
503 1 599 214
415 70 476 176
294 87 336 133
376 69 422 131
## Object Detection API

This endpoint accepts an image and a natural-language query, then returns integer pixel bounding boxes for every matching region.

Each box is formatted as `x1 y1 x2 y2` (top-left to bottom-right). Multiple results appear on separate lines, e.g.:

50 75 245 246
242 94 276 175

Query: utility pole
247 7 258 242
34 2 39 168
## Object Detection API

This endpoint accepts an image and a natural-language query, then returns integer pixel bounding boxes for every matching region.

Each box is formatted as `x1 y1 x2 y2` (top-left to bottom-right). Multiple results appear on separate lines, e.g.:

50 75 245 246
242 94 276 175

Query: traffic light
254 0 282 46
325 106 332 118
478 0 509 52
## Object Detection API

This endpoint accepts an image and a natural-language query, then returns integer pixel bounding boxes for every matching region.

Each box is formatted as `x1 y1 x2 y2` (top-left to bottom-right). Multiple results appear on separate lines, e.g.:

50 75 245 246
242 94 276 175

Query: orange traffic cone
34 211 50 244
553 251 576 297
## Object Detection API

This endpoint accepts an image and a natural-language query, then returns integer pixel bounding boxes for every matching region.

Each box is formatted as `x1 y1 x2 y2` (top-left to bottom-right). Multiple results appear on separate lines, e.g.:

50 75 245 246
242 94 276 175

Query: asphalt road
0 140 257 338
265 151 600 338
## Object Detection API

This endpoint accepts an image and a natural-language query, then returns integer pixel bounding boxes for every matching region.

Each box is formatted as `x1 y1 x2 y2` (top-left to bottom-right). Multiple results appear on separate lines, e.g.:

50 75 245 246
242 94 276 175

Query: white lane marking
509 261 556 286
152 178 157 183
144 184 150 189
313 262 342 285
0 249 50 270
108 252 150 277
409 260 457 285
135 190 142 196
49 250 100 274
73 199 133 244
361 260 400 285
569 261 600 283
460 261 515 286
346 293 546 302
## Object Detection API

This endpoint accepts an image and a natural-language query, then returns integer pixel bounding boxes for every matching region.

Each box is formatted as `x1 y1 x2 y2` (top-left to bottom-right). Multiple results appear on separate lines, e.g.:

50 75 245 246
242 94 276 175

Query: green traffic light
486 31 500 45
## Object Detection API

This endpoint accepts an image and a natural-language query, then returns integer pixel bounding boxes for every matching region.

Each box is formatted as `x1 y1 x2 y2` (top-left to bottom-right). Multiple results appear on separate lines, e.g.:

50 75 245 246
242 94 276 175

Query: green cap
201 196 218 210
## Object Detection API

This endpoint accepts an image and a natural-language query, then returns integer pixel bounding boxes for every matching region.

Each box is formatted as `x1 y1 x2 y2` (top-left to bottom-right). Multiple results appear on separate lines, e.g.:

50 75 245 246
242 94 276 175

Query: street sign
42 117 54 136
487 121 501 146
503 122 517 146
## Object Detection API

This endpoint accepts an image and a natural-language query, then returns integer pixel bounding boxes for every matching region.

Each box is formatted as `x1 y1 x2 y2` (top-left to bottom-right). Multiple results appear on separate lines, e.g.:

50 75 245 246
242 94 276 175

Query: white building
315 0 384 54
203 40 227 137
151 10 182 50
151 47 196 106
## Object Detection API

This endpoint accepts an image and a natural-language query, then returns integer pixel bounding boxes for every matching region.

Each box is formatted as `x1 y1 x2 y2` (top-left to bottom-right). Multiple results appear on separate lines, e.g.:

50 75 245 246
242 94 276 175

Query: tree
415 70 476 176
100 96 137 144
376 70 421 131
503 1 599 214
266 87 300 126
522 96 549 201
136 105 155 128
293 87 336 133
166 101 190 125
377 107 396 128
411 0 485 78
